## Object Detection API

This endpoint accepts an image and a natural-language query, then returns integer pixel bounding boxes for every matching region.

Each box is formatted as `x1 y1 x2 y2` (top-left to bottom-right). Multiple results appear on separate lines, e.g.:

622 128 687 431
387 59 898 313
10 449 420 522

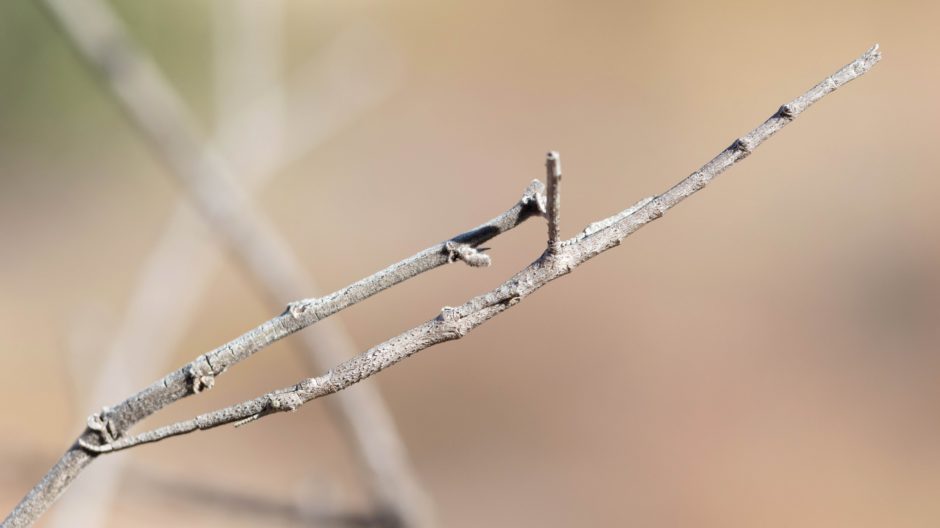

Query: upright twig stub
545 151 562 252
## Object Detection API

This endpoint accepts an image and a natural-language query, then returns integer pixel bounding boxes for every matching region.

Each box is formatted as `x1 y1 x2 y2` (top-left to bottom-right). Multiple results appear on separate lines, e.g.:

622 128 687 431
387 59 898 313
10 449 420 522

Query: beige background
2 1 939 526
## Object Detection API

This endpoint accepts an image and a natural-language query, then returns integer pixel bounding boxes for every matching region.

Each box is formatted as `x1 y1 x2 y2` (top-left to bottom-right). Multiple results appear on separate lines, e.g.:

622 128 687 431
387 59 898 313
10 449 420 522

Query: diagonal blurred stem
39 0 431 526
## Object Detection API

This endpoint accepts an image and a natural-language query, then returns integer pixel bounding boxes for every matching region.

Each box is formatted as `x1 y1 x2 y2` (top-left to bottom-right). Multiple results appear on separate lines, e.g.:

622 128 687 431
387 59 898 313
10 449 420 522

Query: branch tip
546 151 562 178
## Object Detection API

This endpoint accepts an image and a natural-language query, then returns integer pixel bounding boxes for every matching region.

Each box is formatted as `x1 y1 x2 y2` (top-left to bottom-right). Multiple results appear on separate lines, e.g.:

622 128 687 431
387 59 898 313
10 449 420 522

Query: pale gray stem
77 45 882 454
545 151 562 252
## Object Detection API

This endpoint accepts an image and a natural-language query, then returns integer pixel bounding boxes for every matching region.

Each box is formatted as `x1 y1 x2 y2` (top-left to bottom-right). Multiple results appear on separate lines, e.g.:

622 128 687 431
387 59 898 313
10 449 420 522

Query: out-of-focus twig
127 465 392 528
49 2 286 526
33 0 430 527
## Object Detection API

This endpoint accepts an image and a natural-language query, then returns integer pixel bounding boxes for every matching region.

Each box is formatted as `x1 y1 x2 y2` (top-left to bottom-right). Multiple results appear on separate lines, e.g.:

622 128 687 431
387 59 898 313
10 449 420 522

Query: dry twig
1 36 880 528
77 44 883 451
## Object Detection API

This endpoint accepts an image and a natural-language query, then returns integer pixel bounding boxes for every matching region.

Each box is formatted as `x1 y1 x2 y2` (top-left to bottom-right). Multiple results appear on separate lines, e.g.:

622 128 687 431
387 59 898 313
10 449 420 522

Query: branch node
521 179 547 215
732 137 754 155
648 201 665 220
269 391 304 412
234 392 305 428
777 103 796 119
86 406 118 443
444 241 492 267
439 306 459 323
232 414 262 428
286 300 310 320
188 356 215 393
78 407 119 454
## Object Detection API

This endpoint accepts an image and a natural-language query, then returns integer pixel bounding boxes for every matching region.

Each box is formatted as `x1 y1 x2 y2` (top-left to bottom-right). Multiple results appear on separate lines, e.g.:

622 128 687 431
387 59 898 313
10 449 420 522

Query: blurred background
1 1 938 527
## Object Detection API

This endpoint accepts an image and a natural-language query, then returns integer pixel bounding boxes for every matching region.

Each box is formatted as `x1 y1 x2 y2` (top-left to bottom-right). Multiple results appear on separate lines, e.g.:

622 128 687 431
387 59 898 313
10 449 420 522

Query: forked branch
74 45 881 454
3 43 881 528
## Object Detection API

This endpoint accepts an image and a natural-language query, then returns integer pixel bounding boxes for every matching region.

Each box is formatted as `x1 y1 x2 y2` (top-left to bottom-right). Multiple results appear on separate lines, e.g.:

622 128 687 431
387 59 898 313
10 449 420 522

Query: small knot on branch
87 407 118 442
78 407 119 454
439 306 459 323
521 179 547 215
188 356 215 393
777 103 796 119
233 392 305 428
286 300 311 320
444 241 492 267
732 137 754 155
269 392 304 412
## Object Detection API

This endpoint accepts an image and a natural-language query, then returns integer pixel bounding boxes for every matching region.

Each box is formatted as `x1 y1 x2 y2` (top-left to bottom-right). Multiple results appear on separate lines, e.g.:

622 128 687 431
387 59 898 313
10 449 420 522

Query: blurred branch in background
34 0 430 527
127 464 396 528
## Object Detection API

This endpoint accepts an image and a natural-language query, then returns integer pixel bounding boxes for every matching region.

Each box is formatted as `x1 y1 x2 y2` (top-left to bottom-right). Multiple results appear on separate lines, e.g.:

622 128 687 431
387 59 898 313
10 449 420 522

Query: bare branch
545 151 562 251
76 45 882 454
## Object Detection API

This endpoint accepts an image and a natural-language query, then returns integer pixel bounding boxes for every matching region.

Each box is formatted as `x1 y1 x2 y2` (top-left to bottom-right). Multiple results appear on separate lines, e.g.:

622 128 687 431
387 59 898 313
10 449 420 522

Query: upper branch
80 44 882 454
